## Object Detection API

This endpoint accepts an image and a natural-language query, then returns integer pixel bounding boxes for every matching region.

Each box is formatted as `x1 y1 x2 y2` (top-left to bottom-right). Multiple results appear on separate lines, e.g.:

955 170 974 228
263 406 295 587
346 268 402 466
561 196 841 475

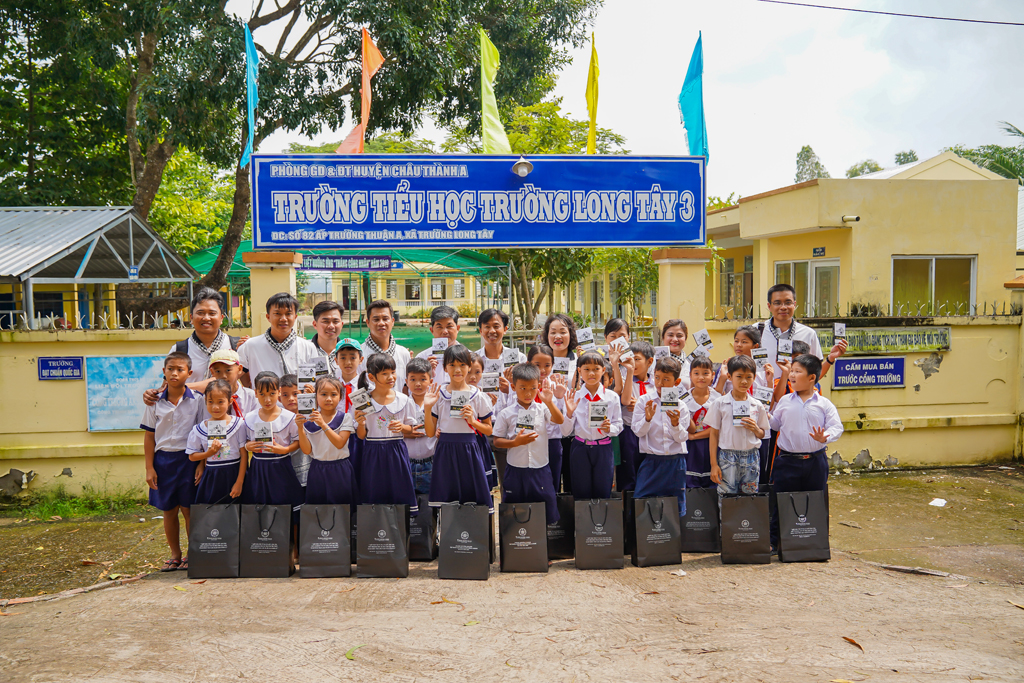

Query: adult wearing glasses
759 283 824 364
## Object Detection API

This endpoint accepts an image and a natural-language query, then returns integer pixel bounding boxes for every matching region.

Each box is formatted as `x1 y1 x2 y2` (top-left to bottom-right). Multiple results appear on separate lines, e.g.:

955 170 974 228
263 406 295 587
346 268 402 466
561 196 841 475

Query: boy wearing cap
208 349 259 418
413 305 461 385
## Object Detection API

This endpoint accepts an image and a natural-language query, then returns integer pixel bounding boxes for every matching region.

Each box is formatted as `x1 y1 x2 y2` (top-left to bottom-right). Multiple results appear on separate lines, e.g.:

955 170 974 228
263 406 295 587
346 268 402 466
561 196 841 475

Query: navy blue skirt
194 460 240 505
476 433 496 489
305 457 358 506
242 455 305 523
685 438 714 488
429 433 493 512
634 453 687 517
547 438 563 493
359 438 417 513
149 450 197 511
503 465 559 525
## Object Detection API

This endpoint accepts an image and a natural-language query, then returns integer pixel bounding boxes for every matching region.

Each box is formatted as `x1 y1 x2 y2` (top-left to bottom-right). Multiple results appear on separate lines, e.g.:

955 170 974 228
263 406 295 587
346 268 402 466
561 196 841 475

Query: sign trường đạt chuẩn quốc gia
816 326 951 355
250 154 706 249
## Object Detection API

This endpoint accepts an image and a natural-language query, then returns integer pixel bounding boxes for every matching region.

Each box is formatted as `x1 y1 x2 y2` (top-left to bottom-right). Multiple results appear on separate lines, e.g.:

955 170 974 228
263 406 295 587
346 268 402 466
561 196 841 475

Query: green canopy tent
187 242 511 326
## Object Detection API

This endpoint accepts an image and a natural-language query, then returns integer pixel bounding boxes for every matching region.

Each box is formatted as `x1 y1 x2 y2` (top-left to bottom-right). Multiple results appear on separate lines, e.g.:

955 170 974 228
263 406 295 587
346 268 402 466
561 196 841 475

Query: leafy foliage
593 248 658 323
795 145 830 183
845 159 882 178
894 150 918 165
146 149 236 257
707 192 739 211
947 123 1024 184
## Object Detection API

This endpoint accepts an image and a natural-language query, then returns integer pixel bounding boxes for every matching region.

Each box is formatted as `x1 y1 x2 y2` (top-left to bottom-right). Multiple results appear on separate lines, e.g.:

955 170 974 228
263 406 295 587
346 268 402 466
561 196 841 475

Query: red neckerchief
585 390 601 402
231 395 243 417
344 384 353 413
634 377 647 396
534 393 542 403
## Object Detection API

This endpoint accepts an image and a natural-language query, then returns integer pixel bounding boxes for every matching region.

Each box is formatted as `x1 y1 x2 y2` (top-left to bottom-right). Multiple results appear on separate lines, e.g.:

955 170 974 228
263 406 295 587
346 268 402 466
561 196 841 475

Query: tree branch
248 0 300 30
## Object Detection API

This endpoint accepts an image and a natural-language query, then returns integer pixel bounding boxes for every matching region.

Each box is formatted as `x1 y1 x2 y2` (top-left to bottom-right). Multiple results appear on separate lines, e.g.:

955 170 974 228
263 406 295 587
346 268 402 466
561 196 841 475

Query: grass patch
6 482 147 519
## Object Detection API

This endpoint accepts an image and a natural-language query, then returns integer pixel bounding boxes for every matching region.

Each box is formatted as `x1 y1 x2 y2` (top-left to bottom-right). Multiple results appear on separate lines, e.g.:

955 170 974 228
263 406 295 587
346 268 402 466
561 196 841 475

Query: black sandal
160 558 182 572
178 556 188 571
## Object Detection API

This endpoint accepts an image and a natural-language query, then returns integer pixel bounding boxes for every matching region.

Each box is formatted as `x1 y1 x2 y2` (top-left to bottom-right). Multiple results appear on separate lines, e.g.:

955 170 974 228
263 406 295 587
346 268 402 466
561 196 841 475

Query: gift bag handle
315 506 337 533
207 493 235 509
645 498 665 525
256 503 278 533
789 493 810 519
512 505 532 524
589 500 609 528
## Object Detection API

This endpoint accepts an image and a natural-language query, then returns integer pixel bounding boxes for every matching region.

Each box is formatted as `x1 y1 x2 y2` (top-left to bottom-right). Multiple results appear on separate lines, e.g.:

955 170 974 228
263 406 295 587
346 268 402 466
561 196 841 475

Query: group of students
142 283 844 571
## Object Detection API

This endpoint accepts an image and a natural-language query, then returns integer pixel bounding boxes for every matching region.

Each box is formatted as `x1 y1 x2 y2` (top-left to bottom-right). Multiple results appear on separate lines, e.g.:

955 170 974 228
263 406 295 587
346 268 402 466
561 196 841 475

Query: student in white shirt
706 355 771 496
768 353 843 548
297 376 358 507
359 300 412 392
237 292 320 379
682 355 721 488
207 349 259 418
415 305 461 385
493 363 566 524
631 357 691 516
404 357 438 495
141 352 206 572
187 379 249 508
562 352 623 500
526 343 570 493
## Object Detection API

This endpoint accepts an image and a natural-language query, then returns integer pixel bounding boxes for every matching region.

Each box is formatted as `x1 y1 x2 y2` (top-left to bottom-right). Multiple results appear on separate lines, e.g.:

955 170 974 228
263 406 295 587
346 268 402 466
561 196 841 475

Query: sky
259 0 1024 201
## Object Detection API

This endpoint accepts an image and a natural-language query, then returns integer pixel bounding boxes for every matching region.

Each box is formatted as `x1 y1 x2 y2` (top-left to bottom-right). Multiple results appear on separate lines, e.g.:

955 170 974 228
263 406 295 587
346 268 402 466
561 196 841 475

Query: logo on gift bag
741 519 750 528
594 524 604 532
460 531 470 541
261 529 270 538
321 529 330 538
694 510 702 518
377 529 386 539
797 515 808 524
211 528 220 537
654 521 663 530
518 528 527 537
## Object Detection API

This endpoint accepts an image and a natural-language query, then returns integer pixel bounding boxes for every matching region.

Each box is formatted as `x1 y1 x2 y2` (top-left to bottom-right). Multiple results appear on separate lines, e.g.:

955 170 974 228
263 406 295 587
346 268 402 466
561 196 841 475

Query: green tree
707 192 739 211
894 150 918 165
845 159 882 178
594 248 658 324
795 145 830 183
947 123 1024 184
146 149 237 257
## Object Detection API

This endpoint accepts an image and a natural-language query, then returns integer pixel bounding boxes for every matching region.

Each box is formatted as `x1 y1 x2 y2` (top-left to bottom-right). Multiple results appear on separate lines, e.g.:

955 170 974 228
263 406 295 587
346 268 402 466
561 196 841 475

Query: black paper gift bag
498 503 549 573
356 504 409 578
631 497 682 567
681 488 721 553
546 494 575 560
720 494 771 565
777 490 831 563
408 494 438 561
239 504 294 578
438 502 490 581
298 505 351 578
188 502 240 579
574 499 624 570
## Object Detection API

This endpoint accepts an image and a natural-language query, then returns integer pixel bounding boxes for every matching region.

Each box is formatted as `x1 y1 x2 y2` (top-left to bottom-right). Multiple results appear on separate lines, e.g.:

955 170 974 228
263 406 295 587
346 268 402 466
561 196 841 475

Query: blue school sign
832 356 906 390
250 154 705 249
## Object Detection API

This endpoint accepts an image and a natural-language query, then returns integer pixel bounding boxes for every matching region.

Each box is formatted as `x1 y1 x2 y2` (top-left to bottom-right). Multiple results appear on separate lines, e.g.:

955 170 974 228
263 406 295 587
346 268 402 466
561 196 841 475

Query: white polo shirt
704 393 770 452
140 387 205 452
237 331 320 378
568 384 623 441
758 319 824 365
359 338 412 392
631 392 690 456
769 391 843 454
493 400 554 469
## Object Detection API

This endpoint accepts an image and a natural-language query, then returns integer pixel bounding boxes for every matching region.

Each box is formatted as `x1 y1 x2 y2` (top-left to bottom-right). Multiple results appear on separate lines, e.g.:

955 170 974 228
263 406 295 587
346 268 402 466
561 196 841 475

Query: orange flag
337 28 385 153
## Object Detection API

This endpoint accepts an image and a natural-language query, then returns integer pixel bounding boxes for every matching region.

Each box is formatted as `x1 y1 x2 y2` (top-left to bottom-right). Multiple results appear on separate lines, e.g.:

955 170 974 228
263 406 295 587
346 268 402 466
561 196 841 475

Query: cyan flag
240 24 259 168
678 32 707 162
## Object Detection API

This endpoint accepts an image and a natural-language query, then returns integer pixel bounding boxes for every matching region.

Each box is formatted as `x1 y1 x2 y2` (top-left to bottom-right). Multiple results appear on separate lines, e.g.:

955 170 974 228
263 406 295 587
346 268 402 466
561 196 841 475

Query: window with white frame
892 256 975 314
453 278 465 298
369 279 377 299
404 280 420 300
431 278 446 300
386 279 398 299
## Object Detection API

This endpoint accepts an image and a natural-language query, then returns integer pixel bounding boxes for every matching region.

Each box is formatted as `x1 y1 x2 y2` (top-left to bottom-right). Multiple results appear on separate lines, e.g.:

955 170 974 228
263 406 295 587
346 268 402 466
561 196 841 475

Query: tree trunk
131 139 175 220
546 279 554 315
199 163 250 291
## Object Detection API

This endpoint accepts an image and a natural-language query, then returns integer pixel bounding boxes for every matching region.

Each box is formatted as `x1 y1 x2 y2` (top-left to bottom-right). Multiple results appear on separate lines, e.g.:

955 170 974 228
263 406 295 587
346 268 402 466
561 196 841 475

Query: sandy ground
2 466 1024 682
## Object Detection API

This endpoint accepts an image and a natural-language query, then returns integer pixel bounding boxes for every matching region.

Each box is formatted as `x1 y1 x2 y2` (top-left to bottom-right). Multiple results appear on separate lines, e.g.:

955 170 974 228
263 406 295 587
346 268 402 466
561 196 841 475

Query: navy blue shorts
149 450 197 511
503 464 559 524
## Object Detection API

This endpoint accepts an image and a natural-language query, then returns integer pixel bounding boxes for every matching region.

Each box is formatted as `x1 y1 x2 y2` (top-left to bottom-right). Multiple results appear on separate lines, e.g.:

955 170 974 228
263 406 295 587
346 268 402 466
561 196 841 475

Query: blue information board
38 356 84 380
832 356 905 390
85 355 166 431
250 154 705 249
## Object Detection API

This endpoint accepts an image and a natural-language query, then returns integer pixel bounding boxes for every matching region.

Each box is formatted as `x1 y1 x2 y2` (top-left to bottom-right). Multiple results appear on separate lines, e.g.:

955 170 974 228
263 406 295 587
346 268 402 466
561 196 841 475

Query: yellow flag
585 33 599 155
480 28 512 154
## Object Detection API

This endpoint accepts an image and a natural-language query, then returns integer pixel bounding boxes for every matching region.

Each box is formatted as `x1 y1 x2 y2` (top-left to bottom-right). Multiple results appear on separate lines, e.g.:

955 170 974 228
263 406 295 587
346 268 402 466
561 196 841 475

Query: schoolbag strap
175 339 189 354
229 335 240 350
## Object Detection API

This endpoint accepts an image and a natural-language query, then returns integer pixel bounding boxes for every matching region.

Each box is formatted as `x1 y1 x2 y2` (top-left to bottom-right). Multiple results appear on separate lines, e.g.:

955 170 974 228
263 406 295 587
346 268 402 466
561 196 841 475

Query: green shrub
12 482 147 519
456 302 480 320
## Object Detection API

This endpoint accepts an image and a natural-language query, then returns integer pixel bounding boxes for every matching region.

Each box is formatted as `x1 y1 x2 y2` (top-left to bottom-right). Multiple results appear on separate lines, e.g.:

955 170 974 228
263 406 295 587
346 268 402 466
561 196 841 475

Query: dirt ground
2 465 1024 682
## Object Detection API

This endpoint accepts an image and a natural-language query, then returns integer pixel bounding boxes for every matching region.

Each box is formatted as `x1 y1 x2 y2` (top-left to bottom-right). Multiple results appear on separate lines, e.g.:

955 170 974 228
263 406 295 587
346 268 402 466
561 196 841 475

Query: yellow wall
0 327 250 496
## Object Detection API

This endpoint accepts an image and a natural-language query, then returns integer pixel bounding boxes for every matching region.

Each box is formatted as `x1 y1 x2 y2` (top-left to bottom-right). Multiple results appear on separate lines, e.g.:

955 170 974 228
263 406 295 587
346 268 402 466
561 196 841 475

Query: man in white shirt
758 283 824 365
768 353 843 548
237 292 320 379
309 300 346 372
359 300 411 391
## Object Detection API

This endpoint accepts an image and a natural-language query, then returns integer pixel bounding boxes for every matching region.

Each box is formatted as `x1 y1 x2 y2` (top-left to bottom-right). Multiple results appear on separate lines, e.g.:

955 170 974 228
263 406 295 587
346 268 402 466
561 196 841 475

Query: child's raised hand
609 346 621 365
423 382 441 409
551 373 568 399
486 392 498 406
388 418 406 434
428 356 439 372
354 411 367 427
765 363 775 383
539 379 554 404
563 392 578 417
460 402 476 423
777 359 791 378
500 368 513 394
809 426 828 444
599 416 612 434
311 409 325 428
514 429 539 447
644 400 657 422
666 409 681 427
740 416 759 433
295 413 307 426
209 439 223 453
303 383 315 394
